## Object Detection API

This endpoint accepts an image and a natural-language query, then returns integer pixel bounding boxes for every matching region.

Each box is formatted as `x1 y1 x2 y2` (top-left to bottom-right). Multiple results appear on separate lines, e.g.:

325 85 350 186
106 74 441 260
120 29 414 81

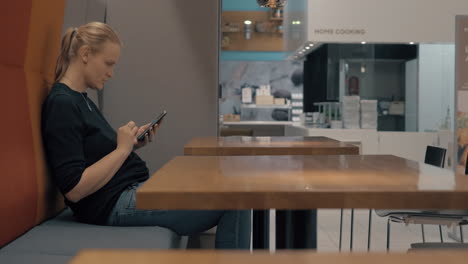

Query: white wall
418 44 455 132
104 0 219 173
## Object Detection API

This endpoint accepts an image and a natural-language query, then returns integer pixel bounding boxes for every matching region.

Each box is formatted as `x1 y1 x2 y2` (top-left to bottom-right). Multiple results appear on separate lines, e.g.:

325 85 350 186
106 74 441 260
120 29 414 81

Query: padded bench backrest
0 0 66 247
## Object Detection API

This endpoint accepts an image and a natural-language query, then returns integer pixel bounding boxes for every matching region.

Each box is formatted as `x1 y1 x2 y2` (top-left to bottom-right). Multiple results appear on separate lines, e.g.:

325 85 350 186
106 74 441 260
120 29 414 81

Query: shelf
379 114 405 117
241 104 291 109
223 121 295 125
221 11 283 51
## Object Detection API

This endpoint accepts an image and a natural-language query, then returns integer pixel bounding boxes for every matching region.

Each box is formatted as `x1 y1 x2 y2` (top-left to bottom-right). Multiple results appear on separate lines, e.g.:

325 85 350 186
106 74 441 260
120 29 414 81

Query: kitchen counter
285 124 454 165
221 121 298 136
223 121 297 125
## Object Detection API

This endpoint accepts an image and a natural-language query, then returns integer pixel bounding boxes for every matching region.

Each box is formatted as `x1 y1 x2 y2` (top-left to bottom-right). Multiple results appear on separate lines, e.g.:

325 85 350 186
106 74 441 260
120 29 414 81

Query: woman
41 22 250 249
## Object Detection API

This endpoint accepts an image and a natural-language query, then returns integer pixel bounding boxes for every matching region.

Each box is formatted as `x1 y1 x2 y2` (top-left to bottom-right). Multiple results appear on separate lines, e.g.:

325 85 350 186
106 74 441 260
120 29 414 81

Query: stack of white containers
342 96 360 129
360 99 378 129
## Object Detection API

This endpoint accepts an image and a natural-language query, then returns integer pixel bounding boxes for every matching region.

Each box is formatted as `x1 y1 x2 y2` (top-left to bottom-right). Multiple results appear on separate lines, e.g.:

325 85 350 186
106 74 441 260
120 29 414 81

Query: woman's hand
134 122 161 150
117 121 139 154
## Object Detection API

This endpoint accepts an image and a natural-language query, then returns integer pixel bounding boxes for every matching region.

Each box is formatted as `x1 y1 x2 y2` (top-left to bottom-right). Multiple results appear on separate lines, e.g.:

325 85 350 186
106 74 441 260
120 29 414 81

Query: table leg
252 210 269 249
276 210 317 249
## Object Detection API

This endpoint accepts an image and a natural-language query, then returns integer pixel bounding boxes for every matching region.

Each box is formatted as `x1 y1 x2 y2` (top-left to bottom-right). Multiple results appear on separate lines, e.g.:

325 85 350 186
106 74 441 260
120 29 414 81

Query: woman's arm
65 148 130 202
66 121 139 203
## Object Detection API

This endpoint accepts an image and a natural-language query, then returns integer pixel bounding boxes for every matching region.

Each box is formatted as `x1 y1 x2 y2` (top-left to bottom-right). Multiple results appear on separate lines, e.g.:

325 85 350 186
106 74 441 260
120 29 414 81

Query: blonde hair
54 22 122 82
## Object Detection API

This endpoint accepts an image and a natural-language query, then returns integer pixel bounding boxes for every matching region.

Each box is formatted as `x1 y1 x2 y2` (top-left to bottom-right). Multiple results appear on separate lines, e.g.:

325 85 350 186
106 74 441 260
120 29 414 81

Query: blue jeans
106 183 251 249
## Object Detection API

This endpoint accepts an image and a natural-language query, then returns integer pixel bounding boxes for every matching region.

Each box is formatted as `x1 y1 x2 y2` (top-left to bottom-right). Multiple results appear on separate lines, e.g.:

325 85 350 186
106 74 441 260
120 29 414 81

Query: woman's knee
164 210 225 236
219 210 252 228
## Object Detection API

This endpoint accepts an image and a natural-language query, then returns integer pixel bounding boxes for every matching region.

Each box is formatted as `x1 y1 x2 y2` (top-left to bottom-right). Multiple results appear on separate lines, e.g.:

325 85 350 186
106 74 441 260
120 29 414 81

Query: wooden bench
0 2 185 263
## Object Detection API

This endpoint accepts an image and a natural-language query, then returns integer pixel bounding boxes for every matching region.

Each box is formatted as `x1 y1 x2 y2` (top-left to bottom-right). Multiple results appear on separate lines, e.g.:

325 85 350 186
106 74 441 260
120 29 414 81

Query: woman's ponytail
54 27 76 82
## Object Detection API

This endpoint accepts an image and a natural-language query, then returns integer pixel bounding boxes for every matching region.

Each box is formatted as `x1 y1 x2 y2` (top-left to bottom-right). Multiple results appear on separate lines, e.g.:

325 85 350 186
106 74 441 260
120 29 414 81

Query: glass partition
303 43 455 133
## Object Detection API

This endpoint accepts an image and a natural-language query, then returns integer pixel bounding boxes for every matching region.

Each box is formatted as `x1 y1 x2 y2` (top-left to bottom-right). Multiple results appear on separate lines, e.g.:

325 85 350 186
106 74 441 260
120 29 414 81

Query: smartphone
137 110 167 141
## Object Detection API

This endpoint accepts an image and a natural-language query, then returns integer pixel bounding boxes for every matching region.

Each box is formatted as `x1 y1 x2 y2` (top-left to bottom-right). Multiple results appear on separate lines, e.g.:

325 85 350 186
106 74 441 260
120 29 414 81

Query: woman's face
84 41 121 90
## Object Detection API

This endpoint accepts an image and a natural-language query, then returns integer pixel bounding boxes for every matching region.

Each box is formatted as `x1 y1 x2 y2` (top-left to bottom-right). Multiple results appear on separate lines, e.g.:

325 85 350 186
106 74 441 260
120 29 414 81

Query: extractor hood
284 0 468 61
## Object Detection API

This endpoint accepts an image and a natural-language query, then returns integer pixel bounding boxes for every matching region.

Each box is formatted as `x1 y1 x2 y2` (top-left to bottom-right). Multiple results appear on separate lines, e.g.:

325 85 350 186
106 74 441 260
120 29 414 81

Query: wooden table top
71 250 468 264
184 136 359 156
136 155 468 210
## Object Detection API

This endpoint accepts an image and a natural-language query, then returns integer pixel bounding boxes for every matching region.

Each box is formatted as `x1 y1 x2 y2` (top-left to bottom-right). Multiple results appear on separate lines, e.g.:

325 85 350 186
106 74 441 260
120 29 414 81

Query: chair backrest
424 146 447 168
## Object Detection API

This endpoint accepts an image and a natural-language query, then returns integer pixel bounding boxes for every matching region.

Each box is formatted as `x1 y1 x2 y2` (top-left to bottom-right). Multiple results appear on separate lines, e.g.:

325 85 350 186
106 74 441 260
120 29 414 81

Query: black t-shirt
41 83 149 224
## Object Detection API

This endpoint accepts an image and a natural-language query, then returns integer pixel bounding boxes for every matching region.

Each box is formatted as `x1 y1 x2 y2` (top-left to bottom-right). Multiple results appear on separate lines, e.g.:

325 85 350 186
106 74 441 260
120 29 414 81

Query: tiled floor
268 209 466 252
202 210 465 251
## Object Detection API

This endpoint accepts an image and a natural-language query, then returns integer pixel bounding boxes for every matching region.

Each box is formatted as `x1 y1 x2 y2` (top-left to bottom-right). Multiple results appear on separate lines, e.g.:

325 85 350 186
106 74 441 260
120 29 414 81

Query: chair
373 146 468 250
424 145 446 167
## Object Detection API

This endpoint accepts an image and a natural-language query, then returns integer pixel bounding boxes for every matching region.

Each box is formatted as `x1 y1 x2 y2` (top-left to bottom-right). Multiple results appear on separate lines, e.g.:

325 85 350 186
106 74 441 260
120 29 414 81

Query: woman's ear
79 45 91 64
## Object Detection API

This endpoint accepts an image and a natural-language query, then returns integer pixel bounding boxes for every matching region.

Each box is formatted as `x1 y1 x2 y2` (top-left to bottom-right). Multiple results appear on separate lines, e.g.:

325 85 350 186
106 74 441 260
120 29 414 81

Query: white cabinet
286 125 378 154
377 132 438 162
285 125 454 166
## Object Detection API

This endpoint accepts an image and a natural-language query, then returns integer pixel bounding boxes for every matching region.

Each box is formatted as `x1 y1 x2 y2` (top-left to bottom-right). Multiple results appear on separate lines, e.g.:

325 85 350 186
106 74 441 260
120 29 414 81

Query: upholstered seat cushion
0 253 72 264
1 209 186 256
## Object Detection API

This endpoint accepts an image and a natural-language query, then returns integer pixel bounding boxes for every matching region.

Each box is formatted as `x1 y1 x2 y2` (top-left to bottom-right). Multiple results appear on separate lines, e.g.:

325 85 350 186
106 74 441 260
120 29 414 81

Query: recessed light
244 20 252 25
361 41 366 44
409 42 415 45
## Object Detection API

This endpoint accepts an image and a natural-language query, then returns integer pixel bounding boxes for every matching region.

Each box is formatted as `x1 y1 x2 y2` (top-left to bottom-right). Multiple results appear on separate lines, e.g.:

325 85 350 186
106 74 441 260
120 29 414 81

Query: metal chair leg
339 209 343 251
461 226 465 243
448 225 462 242
350 209 354 251
386 217 391 250
421 224 426 243
439 225 444 243
367 209 372 251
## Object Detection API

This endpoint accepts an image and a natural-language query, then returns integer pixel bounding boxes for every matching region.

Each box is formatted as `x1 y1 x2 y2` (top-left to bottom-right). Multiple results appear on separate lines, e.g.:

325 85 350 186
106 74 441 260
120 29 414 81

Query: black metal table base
252 209 317 250
252 210 269 249
276 210 317 249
